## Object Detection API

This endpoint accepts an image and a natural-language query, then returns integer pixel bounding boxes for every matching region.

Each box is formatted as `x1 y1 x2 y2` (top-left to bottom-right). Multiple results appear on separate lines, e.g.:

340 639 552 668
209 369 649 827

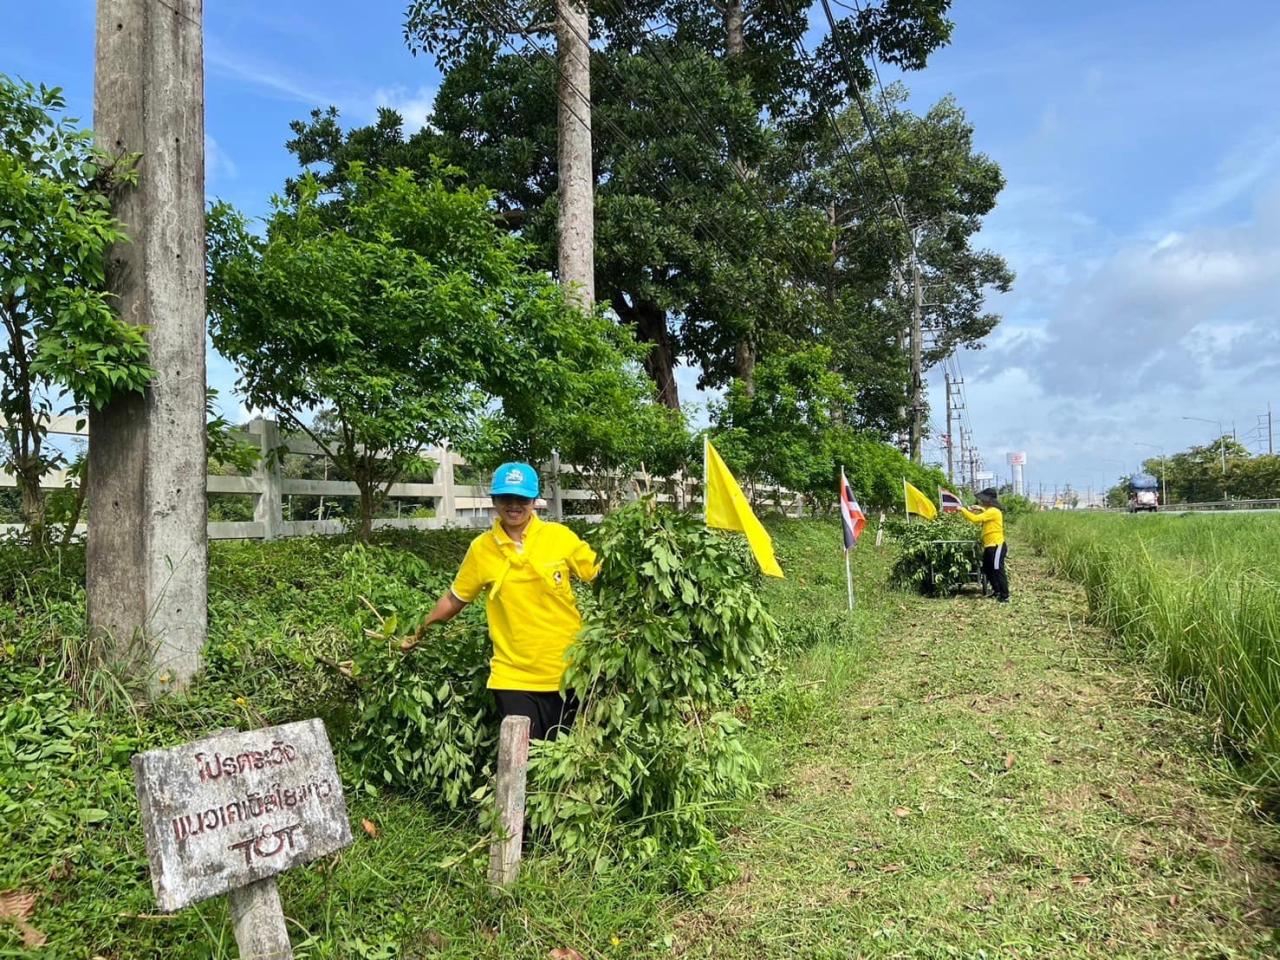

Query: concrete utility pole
725 0 755 393
556 0 594 307
944 371 953 483
90 0 208 692
908 247 924 462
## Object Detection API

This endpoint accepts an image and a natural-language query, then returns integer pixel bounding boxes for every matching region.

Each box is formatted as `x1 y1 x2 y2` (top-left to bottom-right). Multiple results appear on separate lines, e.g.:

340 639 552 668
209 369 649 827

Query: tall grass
1023 512 1280 801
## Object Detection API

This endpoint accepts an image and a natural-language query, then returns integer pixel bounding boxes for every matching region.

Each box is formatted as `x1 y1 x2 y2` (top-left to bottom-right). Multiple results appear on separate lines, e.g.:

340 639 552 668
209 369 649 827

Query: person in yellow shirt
405 461 599 740
960 487 1009 603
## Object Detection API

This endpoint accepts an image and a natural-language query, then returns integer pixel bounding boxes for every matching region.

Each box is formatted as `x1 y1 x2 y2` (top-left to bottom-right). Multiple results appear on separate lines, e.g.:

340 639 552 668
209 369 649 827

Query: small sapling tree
208 163 641 539
0 75 152 549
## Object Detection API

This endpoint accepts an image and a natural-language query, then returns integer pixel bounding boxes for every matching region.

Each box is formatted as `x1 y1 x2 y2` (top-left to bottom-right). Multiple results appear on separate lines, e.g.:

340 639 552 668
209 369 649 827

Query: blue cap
490 462 540 499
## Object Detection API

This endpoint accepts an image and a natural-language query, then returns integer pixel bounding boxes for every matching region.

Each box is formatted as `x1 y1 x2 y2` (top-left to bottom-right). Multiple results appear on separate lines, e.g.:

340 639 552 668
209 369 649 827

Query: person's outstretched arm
402 591 467 651
958 505 987 523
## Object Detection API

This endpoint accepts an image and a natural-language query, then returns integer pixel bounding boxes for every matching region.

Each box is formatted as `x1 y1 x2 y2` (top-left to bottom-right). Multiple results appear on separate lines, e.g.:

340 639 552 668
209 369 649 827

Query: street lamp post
1134 442 1167 505
1181 416 1226 474
1181 416 1229 501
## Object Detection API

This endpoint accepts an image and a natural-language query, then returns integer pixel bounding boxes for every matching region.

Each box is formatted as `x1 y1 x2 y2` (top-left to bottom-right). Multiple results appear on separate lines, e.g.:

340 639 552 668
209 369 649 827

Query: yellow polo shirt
959 505 1005 548
450 514 599 691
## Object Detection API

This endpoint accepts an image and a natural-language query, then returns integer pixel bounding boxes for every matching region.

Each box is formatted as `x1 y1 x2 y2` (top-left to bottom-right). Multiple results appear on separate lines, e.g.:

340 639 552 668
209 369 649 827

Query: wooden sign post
488 715 531 889
132 719 353 958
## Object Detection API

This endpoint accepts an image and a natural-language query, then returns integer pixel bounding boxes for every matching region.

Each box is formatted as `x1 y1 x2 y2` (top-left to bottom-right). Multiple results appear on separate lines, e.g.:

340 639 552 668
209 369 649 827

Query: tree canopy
207 163 668 537
267 0 1008 509
0 74 152 548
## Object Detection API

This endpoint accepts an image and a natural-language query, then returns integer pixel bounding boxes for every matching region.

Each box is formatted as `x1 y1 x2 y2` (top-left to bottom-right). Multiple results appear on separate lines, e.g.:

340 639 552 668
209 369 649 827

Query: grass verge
2 520 1276 956
1022 512 1280 798
674 521 1279 958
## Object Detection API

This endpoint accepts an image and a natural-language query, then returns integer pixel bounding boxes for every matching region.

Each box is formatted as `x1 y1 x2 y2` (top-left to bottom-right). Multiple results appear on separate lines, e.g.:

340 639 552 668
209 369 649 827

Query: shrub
345 501 780 889
525 500 779 890
885 515 981 595
338 544 497 806
999 493 1037 517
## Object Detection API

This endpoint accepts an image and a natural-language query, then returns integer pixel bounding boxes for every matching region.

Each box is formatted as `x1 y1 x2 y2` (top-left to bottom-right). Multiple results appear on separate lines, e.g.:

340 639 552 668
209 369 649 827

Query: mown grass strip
677 526 1279 958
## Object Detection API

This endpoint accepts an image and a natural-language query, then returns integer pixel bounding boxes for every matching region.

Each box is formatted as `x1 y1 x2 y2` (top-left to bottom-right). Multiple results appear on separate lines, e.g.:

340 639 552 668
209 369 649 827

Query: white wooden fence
1 416 805 540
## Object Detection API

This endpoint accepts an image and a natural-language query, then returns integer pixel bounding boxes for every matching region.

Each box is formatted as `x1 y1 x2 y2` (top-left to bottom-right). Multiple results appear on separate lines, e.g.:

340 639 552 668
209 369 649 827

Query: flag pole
903 476 910 523
845 548 854 610
841 465 854 610
702 436 708 524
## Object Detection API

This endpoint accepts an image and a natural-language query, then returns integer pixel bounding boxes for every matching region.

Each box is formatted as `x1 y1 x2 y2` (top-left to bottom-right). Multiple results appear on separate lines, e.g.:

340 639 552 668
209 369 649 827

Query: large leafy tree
207 163 653 539
387 0 956 409
791 91 1012 435
0 75 152 549
289 2 980 431
708 345 943 509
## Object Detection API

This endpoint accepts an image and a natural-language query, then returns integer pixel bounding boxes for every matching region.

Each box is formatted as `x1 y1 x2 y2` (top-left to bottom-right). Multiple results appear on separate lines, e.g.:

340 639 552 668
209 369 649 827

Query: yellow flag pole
703 436 709 524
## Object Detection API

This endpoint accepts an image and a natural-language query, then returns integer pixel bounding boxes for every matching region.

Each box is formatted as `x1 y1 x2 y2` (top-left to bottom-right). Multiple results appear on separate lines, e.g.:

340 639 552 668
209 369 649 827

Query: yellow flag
904 479 938 520
703 438 784 578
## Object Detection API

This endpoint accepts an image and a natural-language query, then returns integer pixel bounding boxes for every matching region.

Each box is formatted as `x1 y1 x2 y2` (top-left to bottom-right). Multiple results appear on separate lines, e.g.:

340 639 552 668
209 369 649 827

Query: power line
818 0 993 474
816 0 915 242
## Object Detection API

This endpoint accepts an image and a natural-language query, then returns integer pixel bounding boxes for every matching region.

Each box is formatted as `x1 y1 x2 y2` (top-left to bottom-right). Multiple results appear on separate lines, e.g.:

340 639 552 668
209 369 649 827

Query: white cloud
206 44 441 136
206 45 339 107
205 135 237 185
371 85 438 134
944 168 1280 493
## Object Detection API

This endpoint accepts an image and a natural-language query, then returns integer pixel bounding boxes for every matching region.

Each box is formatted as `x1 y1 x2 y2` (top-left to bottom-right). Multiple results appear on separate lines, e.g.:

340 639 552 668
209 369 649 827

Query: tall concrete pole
556 0 594 307
909 247 924 463
725 0 755 393
944 371 953 484
90 0 208 692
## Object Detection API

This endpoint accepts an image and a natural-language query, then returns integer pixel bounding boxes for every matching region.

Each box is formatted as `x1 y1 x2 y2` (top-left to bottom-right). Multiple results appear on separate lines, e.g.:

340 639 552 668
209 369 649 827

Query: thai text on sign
132 719 352 912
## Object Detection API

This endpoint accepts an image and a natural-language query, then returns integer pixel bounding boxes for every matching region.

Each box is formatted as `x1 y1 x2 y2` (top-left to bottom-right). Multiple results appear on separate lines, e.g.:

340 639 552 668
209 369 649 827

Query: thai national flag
839 468 866 550
939 487 963 513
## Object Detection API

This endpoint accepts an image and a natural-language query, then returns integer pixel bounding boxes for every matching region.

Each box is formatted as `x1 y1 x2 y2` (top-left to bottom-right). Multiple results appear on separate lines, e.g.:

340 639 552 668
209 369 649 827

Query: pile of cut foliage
348 499 778 888
885 514 981 595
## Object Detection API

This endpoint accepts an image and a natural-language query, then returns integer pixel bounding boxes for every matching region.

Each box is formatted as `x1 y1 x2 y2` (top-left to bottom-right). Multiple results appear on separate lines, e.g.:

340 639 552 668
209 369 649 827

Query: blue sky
5 0 1279 498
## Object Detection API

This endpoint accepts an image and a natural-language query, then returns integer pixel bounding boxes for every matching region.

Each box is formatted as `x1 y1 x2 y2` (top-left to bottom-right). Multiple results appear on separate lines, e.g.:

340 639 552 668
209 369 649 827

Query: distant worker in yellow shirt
405 462 599 739
960 488 1010 603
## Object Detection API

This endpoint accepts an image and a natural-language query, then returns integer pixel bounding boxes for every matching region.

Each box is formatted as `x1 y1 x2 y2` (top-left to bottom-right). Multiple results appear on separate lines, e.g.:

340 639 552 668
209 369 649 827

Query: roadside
676 527 1280 958
5 522 1276 958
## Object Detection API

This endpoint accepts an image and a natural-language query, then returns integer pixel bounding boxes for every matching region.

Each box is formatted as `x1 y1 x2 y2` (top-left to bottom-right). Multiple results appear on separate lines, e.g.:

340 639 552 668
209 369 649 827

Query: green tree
0 75 152 549
1144 439 1279 504
1145 438 1247 504
207 164 646 539
710 346 853 506
1104 480 1129 510
1232 454 1280 500
793 92 1011 434
710 345 943 510
387 1 956 407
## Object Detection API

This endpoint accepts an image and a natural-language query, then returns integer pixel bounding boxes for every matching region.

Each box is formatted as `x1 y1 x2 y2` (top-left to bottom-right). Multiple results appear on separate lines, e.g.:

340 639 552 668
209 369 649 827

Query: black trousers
982 543 1010 600
492 689 579 741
